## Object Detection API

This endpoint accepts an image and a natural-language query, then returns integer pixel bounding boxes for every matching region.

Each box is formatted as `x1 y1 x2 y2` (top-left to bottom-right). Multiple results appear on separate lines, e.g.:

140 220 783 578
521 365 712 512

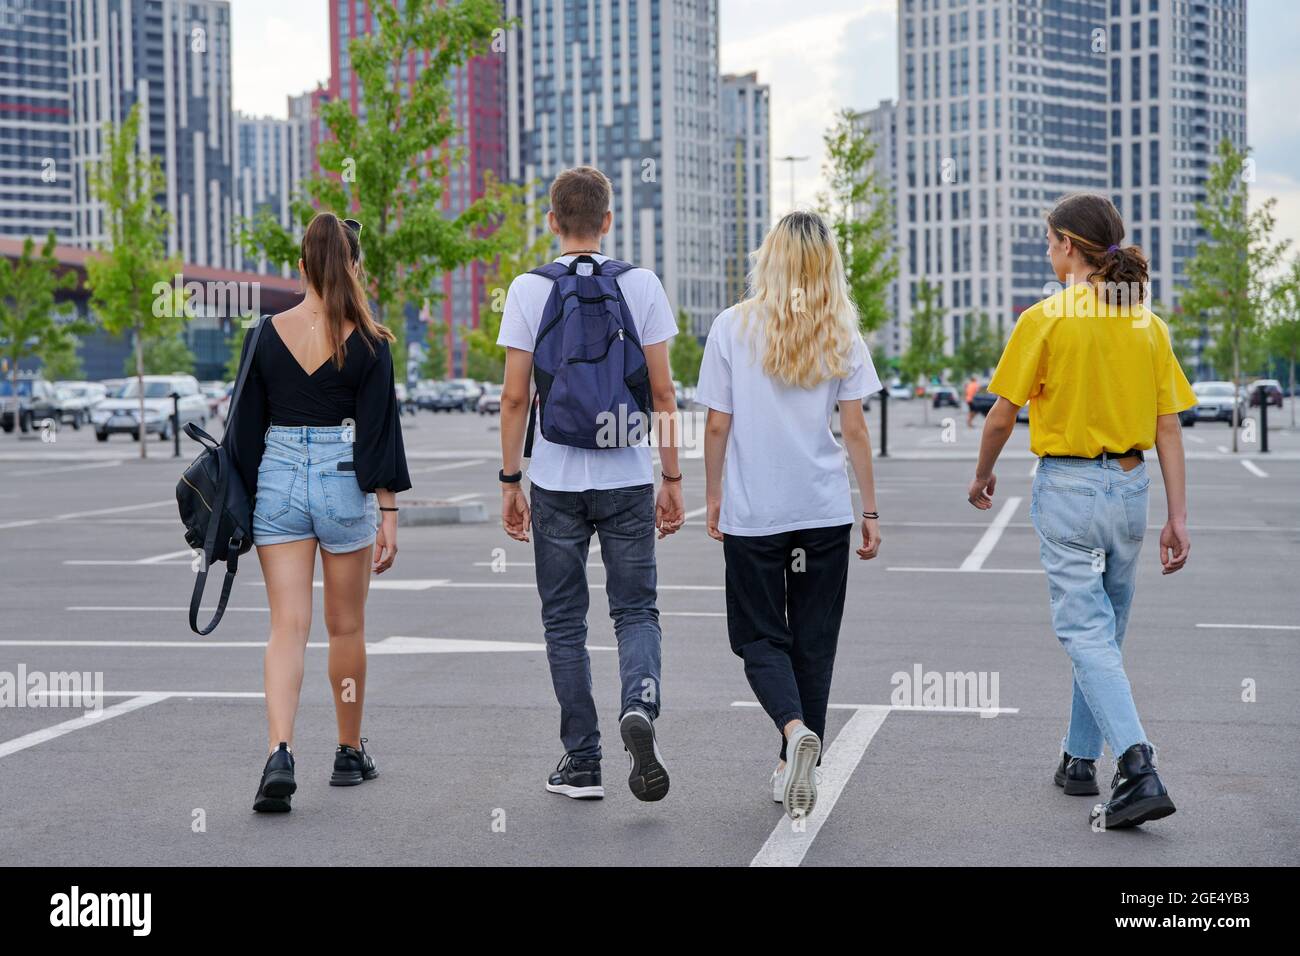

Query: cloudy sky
229 0 1300 254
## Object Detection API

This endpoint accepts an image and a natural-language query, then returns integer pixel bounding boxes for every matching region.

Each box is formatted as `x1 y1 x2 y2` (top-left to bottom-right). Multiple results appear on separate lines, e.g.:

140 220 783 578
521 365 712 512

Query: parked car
421 383 466 412
968 388 997 416
443 378 482 411
887 378 914 401
90 374 207 441
929 385 960 409
1247 379 1283 408
1016 400 1030 423
199 380 228 416
1191 381 1247 424
0 375 70 432
476 383 503 415
56 381 108 411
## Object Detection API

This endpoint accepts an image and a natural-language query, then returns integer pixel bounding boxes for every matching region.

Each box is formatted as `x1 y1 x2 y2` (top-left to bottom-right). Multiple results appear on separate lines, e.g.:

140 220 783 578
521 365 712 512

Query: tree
816 109 897 336
1181 139 1291 451
950 310 1001 381
421 321 451 381
900 280 946 424
1267 255 1300 428
465 173 553 379
240 0 512 384
40 331 85 381
670 309 703 387
85 103 184 456
130 333 195 377
0 232 77 435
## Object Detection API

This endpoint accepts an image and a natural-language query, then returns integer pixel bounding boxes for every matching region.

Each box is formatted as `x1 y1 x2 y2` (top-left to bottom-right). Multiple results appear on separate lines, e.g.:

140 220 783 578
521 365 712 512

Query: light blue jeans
1031 456 1152 761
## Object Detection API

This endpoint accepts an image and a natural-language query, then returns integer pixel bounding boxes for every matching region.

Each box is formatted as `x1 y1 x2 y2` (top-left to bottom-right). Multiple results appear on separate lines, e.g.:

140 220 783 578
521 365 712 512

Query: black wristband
661 472 682 482
499 469 523 484
862 511 879 520
379 506 399 512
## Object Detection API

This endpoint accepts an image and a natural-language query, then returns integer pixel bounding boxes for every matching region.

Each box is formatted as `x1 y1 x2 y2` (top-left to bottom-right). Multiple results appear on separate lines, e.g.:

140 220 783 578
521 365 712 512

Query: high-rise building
67 0 237 268
721 71 771 307
234 111 302 274
0 0 74 242
503 0 724 334
853 99 901 357
892 0 1246 365
331 0 506 377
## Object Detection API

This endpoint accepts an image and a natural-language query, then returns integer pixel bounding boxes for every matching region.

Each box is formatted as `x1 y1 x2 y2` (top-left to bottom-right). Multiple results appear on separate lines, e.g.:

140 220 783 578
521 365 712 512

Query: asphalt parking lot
1 398 1297 866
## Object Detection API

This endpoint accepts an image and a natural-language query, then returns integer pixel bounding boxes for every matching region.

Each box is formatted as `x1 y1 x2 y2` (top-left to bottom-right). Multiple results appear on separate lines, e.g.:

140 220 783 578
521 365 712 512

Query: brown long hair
1046 193 1149 307
299 212 393 367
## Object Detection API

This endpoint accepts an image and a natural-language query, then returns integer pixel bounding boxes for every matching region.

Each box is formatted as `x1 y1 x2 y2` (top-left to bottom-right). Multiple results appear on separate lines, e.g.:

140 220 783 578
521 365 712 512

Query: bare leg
258 539 318 751
321 543 372 749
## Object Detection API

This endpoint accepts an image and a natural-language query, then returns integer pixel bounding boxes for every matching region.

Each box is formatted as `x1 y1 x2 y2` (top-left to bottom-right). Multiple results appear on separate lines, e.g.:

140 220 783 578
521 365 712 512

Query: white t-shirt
497 254 677 492
694 305 882 536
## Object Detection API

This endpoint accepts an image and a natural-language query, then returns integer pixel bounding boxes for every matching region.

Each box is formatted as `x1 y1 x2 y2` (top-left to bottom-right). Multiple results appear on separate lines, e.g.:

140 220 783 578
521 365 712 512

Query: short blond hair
549 166 612 238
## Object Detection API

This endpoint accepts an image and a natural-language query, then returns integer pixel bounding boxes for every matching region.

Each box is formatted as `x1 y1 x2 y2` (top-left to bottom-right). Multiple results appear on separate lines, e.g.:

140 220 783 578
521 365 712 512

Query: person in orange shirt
968 193 1196 830
964 374 981 428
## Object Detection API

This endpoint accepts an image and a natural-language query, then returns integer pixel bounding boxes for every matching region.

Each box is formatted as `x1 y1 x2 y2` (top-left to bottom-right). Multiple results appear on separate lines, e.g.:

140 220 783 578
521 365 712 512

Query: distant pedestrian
697 211 882 820
965 374 981 427
968 192 1195 829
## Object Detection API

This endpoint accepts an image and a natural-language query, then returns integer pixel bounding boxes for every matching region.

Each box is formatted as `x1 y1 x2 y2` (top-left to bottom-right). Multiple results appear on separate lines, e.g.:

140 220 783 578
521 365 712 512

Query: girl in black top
228 212 411 813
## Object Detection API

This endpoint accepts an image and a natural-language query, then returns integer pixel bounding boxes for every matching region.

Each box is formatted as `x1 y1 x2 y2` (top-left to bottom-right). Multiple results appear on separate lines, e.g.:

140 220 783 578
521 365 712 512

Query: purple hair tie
1107 244 1120 254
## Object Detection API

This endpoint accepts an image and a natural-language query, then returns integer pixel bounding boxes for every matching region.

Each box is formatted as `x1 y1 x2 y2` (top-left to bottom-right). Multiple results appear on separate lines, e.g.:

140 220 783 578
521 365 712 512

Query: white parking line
6 460 124 478
1184 433 1205 444
959 496 1022 571
888 566 1043 575
0 693 168 761
406 458 486 475
1240 459 1268 478
443 492 482 502
65 548 195 566
1196 623 1299 631
749 705 891 868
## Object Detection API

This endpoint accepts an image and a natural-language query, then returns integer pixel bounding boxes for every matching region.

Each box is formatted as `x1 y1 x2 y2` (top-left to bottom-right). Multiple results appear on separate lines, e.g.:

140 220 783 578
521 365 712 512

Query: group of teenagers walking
226 165 1195 831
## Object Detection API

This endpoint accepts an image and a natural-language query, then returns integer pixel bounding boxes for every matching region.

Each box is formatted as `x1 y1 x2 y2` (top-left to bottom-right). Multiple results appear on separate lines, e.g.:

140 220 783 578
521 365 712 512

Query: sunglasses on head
342 218 363 237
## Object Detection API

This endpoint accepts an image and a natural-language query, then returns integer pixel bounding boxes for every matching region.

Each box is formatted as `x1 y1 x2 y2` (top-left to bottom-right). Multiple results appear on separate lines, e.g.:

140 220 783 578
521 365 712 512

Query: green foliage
239 0 513 377
129 333 195 376
40 330 85 381
816 109 897 336
950 311 1001 380
421 321 451 380
900 280 947 387
670 309 703 387
1266 256 1300 425
0 232 79 426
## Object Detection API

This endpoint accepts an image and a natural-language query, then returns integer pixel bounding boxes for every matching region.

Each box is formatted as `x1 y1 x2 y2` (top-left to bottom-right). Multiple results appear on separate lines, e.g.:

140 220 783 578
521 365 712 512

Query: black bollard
878 387 889 458
171 392 181 458
1258 385 1269 454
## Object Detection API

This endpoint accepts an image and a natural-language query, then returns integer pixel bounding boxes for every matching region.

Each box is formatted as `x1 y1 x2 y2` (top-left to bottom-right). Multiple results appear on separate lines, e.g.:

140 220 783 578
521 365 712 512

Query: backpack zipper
566 328 628 365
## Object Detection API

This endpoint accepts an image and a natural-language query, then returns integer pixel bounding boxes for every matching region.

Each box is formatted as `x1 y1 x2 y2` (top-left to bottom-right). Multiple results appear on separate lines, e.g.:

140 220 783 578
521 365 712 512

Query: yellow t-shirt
988 284 1196 457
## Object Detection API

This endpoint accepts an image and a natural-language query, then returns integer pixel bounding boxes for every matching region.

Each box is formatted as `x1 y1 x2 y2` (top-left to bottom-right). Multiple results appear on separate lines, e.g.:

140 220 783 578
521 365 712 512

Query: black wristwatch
499 469 522 484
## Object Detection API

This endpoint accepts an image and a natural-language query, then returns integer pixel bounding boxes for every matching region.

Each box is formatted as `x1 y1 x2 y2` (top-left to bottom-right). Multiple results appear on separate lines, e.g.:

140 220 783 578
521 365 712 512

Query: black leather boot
1053 752 1100 796
1088 743 1176 829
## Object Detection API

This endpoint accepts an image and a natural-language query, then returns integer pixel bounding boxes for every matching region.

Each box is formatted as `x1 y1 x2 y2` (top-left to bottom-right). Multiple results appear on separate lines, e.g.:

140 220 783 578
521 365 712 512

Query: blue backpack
525 255 651 456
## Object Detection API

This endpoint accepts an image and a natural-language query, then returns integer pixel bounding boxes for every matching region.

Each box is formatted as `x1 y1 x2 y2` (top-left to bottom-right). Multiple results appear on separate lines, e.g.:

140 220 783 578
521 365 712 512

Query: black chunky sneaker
330 738 379 787
546 754 604 799
254 742 296 813
1053 752 1100 796
620 707 669 802
1089 743 1176 829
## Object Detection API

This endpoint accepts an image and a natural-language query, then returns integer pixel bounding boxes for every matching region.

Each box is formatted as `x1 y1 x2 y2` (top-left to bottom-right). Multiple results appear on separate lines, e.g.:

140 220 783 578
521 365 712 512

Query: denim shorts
252 426 379 553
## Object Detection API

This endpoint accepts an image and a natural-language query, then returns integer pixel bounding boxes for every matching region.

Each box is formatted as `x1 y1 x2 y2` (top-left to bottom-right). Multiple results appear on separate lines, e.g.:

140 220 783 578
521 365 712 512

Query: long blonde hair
738 211 860 388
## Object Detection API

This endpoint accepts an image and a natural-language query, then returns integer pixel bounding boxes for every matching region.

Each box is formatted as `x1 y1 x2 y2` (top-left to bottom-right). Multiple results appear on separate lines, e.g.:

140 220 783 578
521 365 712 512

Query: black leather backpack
177 316 265 635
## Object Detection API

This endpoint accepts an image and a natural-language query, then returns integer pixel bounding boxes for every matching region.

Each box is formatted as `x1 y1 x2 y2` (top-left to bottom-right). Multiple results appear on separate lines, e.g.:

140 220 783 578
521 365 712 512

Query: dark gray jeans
530 483 662 762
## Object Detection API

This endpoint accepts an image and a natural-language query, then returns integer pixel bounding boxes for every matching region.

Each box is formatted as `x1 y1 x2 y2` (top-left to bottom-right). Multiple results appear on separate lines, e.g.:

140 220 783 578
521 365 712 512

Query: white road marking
731 701 1020 716
1240 459 1268 478
65 547 195 566
6 460 124 478
68 605 269 613
311 578 452 591
1028 458 1039 476
406 458 486 475
370 636 612 654
748 705 891 868
1217 445 1230 454
1183 433 1205 444
959 496 1022 571
443 492 482 502
1196 623 1299 631
888 566 1043 574
0 693 168 761
663 611 726 617
2 499 173 533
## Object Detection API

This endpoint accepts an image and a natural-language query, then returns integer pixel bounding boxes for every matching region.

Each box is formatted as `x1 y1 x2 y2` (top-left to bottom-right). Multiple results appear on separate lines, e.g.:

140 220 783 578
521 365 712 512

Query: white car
476 384 503 415
91 375 207 441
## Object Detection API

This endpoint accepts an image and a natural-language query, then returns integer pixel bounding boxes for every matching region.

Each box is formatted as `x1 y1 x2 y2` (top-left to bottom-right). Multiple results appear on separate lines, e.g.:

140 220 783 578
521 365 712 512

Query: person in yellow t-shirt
968 193 1196 831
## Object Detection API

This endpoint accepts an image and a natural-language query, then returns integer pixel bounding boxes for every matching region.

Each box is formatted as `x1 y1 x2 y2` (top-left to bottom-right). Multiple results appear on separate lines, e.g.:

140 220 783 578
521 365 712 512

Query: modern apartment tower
721 71 771 307
854 98 901 356
0 0 74 242
233 110 304 274
892 0 1246 362
67 0 237 268
503 0 724 334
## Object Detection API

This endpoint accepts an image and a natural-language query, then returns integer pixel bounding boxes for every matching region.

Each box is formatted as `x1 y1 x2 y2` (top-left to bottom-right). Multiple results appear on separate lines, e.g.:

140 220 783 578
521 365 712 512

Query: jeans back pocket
321 471 367 524
1121 480 1150 542
1032 482 1097 545
254 466 297 521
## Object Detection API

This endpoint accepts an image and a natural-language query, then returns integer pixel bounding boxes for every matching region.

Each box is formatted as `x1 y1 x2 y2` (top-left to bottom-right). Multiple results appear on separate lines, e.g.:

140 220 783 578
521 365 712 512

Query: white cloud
229 0 329 119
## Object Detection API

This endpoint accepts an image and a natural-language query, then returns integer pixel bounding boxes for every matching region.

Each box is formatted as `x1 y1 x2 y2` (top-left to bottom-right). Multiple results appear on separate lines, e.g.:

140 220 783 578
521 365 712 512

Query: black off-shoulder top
226 316 412 497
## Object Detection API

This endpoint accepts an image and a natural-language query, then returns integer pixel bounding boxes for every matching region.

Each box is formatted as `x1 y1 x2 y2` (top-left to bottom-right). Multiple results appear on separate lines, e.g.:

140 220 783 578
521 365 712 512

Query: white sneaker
777 726 822 819
771 764 823 803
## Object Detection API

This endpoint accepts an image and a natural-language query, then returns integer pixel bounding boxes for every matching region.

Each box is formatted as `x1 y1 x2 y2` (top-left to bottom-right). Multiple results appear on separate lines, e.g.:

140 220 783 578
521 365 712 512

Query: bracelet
499 469 523 484
661 472 683 483
862 511 879 520
379 506 399 512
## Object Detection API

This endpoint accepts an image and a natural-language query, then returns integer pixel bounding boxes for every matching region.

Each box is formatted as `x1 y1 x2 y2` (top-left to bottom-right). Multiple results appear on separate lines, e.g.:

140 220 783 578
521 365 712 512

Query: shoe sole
329 768 379 787
1093 795 1177 829
1054 769 1100 796
254 770 296 812
783 733 821 820
621 711 669 802
545 783 605 799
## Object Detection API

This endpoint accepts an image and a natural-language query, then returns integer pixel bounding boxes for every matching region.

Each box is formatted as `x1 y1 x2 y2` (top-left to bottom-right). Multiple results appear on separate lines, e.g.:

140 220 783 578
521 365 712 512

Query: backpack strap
529 262 571 281
188 447 237 636
221 314 266 444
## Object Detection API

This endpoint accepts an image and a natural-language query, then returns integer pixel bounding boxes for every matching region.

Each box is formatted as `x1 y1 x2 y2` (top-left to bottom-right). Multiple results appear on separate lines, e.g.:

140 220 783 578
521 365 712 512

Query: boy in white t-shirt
496 166 684 803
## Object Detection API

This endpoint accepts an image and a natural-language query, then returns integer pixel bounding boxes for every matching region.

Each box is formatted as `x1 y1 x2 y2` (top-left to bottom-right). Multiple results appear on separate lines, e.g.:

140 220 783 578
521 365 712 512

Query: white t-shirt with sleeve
496 254 677 492
694 305 882 536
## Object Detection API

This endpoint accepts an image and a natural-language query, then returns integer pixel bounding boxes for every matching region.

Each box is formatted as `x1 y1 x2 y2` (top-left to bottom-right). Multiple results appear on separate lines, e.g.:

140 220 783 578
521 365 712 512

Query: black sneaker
1089 743 1177 829
330 738 379 787
546 754 604 799
620 707 669 802
1053 752 1100 796
254 742 296 813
